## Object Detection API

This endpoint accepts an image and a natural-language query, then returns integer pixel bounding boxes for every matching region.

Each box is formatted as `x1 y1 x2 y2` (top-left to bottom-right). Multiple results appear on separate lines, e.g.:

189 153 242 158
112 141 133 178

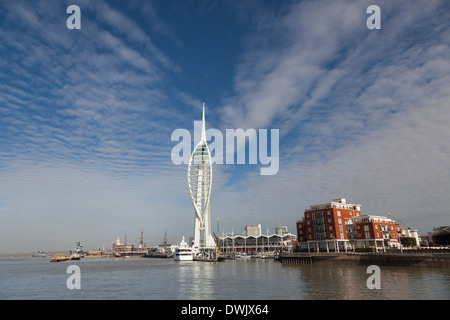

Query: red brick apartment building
351 215 401 243
297 198 361 242
297 198 401 251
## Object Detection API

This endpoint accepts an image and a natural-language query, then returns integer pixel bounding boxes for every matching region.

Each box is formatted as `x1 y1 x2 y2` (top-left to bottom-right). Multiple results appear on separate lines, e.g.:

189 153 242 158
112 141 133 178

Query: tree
400 237 416 247
431 231 450 246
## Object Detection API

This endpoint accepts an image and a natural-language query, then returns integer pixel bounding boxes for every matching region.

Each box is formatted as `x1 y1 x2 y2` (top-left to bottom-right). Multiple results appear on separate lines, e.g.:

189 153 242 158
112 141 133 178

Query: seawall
280 252 450 268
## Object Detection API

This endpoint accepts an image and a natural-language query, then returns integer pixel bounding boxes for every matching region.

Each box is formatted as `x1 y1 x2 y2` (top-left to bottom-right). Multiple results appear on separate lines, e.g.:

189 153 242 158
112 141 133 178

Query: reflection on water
0 257 449 300
286 263 450 300
177 261 218 299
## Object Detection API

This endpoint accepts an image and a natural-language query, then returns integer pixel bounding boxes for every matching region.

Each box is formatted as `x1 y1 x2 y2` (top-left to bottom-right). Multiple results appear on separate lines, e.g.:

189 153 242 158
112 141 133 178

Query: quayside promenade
280 250 450 268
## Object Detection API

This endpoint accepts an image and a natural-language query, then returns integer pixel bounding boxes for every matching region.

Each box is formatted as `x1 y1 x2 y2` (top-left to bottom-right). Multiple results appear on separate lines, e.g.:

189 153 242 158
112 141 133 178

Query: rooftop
352 215 398 224
305 198 361 212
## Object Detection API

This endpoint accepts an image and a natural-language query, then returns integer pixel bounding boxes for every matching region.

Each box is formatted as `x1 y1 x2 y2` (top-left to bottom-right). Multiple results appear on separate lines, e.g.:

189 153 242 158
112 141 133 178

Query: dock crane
387 212 420 249
386 212 408 252
386 212 411 230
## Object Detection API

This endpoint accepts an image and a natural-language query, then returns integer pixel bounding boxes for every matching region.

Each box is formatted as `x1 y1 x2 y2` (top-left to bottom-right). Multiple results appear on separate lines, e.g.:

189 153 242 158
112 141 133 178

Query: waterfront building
349 215 401 249
276 226 289 236
296 198 361 251
112 235 134 253
188 104 215 250
111 228 148 255
219 226 297 253
296 198 403 252
402 228 420 246
245 224 262 237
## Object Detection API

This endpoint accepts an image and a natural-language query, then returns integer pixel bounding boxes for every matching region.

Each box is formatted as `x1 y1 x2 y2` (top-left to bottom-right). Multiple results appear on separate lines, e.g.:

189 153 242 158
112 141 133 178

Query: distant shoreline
0 251 70 258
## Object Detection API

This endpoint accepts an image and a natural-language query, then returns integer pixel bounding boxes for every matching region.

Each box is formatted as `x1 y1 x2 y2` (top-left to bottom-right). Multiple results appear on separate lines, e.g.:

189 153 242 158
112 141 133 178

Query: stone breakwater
280 252 450 268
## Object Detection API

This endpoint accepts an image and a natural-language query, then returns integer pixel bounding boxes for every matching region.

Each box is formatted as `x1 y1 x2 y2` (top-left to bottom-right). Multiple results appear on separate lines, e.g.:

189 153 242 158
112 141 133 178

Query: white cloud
214 0 450 235
0 0 449 253
0 0 192 252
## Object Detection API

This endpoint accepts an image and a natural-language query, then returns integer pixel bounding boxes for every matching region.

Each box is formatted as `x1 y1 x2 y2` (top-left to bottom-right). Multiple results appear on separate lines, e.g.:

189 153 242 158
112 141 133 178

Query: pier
280 251 450 268
279 252 313 265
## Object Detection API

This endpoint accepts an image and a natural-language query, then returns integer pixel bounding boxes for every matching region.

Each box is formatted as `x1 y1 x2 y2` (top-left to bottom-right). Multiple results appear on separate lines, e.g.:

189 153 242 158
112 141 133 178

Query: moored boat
113 251 147 258
143 247 172 259
32 251 47 258
50 254 69 262
174 236 193 261
70 241 83 260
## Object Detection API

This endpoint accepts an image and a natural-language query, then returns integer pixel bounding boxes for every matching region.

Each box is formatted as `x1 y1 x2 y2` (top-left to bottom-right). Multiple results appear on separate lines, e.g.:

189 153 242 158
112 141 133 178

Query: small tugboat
50 254 69 262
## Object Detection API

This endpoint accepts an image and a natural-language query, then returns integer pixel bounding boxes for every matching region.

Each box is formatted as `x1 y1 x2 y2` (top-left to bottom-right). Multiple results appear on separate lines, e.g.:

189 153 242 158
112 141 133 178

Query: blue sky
0 0 449 253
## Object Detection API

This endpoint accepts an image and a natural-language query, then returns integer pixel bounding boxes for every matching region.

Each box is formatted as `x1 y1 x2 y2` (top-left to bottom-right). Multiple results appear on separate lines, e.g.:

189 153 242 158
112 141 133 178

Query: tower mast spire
201 102 206 142
188 103 215 250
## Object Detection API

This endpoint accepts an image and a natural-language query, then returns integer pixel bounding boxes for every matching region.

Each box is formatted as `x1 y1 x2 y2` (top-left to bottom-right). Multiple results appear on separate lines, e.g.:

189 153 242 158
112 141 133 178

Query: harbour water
0 256 449 300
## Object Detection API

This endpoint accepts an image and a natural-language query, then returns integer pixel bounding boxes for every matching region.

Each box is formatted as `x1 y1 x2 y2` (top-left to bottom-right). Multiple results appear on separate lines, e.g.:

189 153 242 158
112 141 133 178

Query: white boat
32 251 47 258
173 236 193 261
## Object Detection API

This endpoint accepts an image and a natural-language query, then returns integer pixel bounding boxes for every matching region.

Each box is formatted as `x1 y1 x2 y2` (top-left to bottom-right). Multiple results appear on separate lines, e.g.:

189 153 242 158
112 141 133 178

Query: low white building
220 226 297 253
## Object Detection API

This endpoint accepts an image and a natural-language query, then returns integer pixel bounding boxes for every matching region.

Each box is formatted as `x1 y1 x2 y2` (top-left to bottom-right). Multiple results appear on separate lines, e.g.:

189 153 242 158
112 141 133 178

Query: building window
338 219 344 239
329 226 333 230
364 225 370 239
337 211 341 217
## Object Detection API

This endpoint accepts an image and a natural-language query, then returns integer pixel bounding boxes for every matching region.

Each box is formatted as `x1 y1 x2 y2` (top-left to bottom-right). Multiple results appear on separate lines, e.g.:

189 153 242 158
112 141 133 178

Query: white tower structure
188 103 216 249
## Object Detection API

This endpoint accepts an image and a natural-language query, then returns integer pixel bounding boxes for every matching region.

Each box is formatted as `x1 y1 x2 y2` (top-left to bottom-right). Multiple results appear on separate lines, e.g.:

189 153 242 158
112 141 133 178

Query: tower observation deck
188 103 216 250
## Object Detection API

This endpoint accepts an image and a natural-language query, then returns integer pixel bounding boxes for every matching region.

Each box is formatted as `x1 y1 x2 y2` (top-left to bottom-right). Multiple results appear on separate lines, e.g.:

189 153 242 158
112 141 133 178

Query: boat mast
164 228 167 250
140 226 144 250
